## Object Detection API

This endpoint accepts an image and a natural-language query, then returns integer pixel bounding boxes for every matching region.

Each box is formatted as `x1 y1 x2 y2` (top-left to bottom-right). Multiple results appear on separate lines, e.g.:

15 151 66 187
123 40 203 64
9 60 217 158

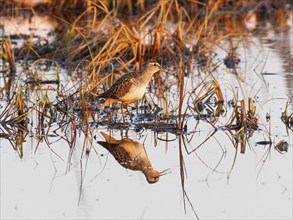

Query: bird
97 60 161 109
97 132 161 184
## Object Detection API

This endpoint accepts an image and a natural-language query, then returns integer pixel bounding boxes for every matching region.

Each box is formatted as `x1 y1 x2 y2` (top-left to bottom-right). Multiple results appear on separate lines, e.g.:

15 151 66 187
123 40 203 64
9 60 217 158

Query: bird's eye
149 62 160 68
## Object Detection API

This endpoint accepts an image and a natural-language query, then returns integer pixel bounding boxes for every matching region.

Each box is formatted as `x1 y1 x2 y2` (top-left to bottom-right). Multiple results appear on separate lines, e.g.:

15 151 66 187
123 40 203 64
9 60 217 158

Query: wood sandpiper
97 131 161 184
97 61 161 109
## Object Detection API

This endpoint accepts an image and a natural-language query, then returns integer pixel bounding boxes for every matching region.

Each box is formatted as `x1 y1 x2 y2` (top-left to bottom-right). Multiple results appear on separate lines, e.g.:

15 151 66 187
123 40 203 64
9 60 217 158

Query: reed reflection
98 132 164 184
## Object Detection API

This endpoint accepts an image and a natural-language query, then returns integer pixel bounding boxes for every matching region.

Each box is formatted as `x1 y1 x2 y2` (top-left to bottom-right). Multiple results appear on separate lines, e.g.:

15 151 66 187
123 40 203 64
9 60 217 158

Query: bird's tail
100 132 118 143
97 89 112 99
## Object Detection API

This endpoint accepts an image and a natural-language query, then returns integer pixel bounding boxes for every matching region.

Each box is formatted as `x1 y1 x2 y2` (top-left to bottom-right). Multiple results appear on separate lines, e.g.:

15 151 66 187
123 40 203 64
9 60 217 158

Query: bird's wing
110 72 138 98
98 141 134 167
97 72 138 99
97 141 118 153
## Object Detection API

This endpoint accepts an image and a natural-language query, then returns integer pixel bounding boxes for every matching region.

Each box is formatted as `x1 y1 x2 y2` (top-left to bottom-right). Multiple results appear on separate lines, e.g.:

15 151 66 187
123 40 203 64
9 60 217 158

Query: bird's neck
142 166 154 174
139 69 155 82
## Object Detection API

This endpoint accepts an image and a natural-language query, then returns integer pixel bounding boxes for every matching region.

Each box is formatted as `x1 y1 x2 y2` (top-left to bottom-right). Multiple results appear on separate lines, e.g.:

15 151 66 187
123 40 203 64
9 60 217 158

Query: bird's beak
159 168 171 176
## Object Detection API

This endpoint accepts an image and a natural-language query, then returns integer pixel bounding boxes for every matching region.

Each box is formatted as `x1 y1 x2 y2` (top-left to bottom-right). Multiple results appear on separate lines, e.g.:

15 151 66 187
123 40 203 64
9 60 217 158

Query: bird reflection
97 132 162 184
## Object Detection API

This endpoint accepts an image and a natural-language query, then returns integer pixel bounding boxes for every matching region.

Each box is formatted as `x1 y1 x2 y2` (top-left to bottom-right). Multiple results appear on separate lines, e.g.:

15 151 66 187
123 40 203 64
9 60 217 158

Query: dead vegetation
0 1 292 216
0 0 290 168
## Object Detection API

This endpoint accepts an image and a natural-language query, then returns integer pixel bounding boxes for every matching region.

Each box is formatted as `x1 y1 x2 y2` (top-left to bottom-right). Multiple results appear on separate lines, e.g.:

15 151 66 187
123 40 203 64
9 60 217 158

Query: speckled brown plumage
97 61 161 108
97 72 138 100
97 132 160 184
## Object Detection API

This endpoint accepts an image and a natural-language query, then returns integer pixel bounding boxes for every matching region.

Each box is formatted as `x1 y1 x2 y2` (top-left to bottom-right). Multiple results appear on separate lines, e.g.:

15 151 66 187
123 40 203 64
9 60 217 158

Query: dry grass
0 1 291 215
1 0 289 167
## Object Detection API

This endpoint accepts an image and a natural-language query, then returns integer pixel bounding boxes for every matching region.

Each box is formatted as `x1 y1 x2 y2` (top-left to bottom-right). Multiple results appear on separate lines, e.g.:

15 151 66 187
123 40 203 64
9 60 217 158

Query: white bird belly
120 85 147 102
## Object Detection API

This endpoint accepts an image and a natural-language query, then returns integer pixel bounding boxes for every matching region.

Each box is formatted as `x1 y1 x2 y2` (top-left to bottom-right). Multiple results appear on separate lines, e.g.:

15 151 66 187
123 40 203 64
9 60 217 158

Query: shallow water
1 13 292 220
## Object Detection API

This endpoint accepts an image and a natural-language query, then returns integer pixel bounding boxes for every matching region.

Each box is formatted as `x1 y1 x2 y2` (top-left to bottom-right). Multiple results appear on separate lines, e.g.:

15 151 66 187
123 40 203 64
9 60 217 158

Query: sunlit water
1 15 292 220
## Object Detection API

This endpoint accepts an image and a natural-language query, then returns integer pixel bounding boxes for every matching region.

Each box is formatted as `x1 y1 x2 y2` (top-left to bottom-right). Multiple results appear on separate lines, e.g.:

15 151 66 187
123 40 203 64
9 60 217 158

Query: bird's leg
120 104 126 123
134 100 139 115
125 127 129 137
125 104 134 123
108 109 113 123
119 127 129 137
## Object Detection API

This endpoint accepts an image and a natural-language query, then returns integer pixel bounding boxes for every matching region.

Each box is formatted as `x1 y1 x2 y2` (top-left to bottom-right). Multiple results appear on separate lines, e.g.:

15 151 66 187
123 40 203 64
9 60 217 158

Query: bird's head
144 168 160 184
145 60 161 74
143 167 170 184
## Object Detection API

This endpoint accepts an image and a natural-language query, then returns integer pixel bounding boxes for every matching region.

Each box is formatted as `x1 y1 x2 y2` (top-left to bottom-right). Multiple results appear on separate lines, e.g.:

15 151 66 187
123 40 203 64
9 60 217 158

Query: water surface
1 12 292 220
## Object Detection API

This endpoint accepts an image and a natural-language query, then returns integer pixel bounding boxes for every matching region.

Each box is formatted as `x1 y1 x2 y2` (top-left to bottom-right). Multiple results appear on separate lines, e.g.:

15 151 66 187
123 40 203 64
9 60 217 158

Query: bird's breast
119 83 148 102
